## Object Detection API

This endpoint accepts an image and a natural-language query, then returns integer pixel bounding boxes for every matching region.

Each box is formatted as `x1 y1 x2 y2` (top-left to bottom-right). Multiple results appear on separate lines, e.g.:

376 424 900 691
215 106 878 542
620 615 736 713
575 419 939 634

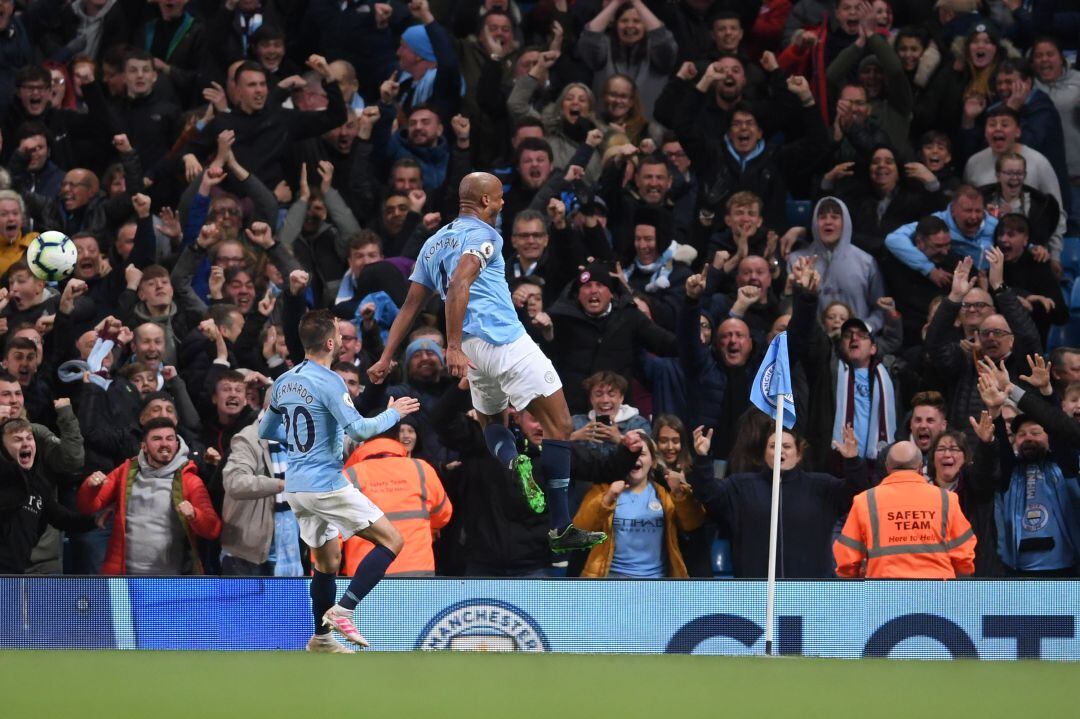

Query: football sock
310 569 337 635
540 439 572 530
483 423 520 467
338 544 397 610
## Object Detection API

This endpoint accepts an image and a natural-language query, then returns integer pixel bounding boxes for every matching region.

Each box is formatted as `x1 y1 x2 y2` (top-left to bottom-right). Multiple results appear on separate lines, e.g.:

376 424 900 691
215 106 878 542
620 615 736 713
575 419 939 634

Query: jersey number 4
437 263 450 296
281 406 315 453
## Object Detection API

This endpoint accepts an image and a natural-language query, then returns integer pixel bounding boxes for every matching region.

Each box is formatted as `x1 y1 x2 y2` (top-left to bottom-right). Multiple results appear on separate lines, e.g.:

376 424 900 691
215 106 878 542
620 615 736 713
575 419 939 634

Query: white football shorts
284 485 384 548
463 333 562 416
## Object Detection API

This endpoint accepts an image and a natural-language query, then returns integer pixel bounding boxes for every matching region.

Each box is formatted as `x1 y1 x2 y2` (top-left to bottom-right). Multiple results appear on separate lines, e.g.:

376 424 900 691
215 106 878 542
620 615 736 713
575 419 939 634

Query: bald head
458 172 504 226
459 172 501 203
885 441 923 472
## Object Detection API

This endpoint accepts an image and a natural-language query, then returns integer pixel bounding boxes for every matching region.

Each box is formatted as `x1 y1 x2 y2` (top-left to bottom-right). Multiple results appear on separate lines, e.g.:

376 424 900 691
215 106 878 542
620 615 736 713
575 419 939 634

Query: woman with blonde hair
507 64 602 178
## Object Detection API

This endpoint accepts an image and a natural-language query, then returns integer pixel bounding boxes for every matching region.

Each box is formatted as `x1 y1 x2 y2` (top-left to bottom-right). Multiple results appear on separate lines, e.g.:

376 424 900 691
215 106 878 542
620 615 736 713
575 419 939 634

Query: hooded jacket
571 404 652 459
788 196 887 331
0 449 95 574
76 438 221 575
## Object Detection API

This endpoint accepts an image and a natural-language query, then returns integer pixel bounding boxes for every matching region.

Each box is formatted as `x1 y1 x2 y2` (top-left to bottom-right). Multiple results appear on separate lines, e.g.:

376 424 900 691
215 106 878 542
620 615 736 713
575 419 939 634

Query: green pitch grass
0 651 1074 718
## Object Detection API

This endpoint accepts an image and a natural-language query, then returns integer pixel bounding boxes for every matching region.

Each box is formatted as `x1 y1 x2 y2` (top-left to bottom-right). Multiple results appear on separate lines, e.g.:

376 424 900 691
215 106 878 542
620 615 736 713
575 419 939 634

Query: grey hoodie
70 0 118 60
124 437 191 575
788 197 887 331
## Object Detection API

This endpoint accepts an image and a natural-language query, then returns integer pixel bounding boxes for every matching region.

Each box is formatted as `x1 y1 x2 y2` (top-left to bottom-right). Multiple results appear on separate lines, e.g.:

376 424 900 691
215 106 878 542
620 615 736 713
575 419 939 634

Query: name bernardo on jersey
276 382 315 405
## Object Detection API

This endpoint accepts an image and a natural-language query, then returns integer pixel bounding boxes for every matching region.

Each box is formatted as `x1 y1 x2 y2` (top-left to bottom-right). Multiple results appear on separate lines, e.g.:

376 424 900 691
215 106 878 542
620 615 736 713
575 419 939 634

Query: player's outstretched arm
369 281 434 384
445 254 482 378
342 396 421 442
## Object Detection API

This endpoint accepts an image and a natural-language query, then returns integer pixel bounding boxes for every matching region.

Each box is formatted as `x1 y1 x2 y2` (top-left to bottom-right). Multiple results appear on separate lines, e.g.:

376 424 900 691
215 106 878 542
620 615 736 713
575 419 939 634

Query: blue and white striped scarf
267 440 303 577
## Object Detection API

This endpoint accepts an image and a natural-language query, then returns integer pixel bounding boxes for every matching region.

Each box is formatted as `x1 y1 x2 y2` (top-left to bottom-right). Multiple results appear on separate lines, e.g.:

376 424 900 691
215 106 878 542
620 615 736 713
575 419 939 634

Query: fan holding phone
569 371 651 457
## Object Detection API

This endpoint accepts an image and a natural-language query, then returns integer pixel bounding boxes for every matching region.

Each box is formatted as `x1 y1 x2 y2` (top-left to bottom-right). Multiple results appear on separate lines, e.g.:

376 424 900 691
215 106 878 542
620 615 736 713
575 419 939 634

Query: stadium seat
1046 325 1065 352
1060 236 1080 283
1069 276 1080 311
1048 315 1080 350
711 537 734 578
785 199 813 229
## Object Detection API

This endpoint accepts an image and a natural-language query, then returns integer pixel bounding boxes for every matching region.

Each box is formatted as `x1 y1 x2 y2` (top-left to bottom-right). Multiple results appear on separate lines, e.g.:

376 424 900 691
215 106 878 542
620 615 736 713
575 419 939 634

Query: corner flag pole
764 404 783 657
750 331 793 658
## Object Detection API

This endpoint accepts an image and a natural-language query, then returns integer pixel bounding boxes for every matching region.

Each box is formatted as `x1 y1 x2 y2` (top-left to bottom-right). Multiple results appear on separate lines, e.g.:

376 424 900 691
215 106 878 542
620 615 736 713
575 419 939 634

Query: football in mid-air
26 230 78 281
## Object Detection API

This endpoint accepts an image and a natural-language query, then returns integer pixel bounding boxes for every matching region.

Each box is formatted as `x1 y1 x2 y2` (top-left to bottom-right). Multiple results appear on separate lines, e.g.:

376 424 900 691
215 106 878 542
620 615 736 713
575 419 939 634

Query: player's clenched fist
367 357 396 385
445 346 474 379
387 395 420 417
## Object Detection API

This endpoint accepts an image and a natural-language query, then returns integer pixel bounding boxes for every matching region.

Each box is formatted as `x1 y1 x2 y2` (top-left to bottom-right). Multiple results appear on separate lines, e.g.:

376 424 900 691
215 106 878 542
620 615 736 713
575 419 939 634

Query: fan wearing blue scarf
392 1 463 119
622 207 695 329
993 412 1080 575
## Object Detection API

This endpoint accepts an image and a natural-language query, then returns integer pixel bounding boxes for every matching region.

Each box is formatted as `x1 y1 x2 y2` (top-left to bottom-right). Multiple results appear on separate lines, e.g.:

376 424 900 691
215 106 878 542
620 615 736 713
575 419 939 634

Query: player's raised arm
336 391 421 442
369 281 434 384
445 253 482 378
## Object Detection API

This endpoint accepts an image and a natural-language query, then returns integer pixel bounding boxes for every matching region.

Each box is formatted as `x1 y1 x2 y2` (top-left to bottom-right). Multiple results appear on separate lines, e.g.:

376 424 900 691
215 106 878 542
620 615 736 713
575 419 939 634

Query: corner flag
750 331 795 429
752 331 796 657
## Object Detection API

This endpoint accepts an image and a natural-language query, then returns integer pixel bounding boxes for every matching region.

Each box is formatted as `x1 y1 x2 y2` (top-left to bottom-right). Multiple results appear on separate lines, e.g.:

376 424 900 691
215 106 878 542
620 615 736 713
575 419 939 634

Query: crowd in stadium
0 0 1078 581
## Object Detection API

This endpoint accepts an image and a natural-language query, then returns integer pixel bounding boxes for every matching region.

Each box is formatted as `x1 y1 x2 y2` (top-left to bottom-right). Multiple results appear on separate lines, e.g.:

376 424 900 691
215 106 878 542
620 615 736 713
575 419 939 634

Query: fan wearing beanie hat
573 261 620 317
393 1 461 119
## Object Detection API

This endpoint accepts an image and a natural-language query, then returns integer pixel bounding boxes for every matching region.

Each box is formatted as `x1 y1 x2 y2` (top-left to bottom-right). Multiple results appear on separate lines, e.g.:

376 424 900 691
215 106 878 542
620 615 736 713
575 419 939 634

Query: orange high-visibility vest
340 438 451 576
834 470 976 579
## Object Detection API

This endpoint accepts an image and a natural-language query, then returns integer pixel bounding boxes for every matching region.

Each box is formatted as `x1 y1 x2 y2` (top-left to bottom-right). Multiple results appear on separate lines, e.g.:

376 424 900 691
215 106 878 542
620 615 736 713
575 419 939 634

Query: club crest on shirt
1023 503 1050 532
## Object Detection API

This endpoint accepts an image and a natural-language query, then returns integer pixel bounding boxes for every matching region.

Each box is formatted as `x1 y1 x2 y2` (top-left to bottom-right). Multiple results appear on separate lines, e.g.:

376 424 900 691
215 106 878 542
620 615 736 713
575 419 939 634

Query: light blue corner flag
750 331 796 429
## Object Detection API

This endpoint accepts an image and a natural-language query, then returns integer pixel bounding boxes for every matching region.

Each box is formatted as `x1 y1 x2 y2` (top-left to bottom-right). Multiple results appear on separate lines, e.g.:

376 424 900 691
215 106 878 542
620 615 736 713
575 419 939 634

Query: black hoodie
0 452 95 573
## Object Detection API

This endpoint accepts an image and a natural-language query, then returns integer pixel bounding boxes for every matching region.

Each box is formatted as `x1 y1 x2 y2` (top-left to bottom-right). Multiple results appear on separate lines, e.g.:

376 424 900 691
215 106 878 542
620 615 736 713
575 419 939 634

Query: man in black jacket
546 262 679 414
110 50 180 187
1 66 115 173
0 418 97 574
674 73 828 232
137 0 207 104
184 56 346 191
504 207 587 308
995 213 1068 344
430 380 639 577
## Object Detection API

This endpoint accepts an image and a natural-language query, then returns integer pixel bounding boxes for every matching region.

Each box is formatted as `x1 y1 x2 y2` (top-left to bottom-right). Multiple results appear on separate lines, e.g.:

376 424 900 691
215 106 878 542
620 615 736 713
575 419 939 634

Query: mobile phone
597 415 612 426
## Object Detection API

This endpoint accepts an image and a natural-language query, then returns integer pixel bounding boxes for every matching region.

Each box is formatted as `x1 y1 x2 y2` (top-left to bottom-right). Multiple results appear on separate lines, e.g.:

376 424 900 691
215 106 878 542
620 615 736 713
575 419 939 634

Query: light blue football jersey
258 360 400 493
411 214 525 346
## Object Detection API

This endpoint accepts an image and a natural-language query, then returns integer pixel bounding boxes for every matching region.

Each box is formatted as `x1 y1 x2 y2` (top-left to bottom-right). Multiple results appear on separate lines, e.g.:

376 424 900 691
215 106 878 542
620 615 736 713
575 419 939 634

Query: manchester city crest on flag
750 332 796 429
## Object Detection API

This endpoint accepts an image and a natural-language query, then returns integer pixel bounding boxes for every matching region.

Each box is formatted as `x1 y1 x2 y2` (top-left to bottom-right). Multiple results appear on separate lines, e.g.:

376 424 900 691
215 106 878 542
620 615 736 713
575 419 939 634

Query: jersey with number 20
410 214 525 346
258 360 400 493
